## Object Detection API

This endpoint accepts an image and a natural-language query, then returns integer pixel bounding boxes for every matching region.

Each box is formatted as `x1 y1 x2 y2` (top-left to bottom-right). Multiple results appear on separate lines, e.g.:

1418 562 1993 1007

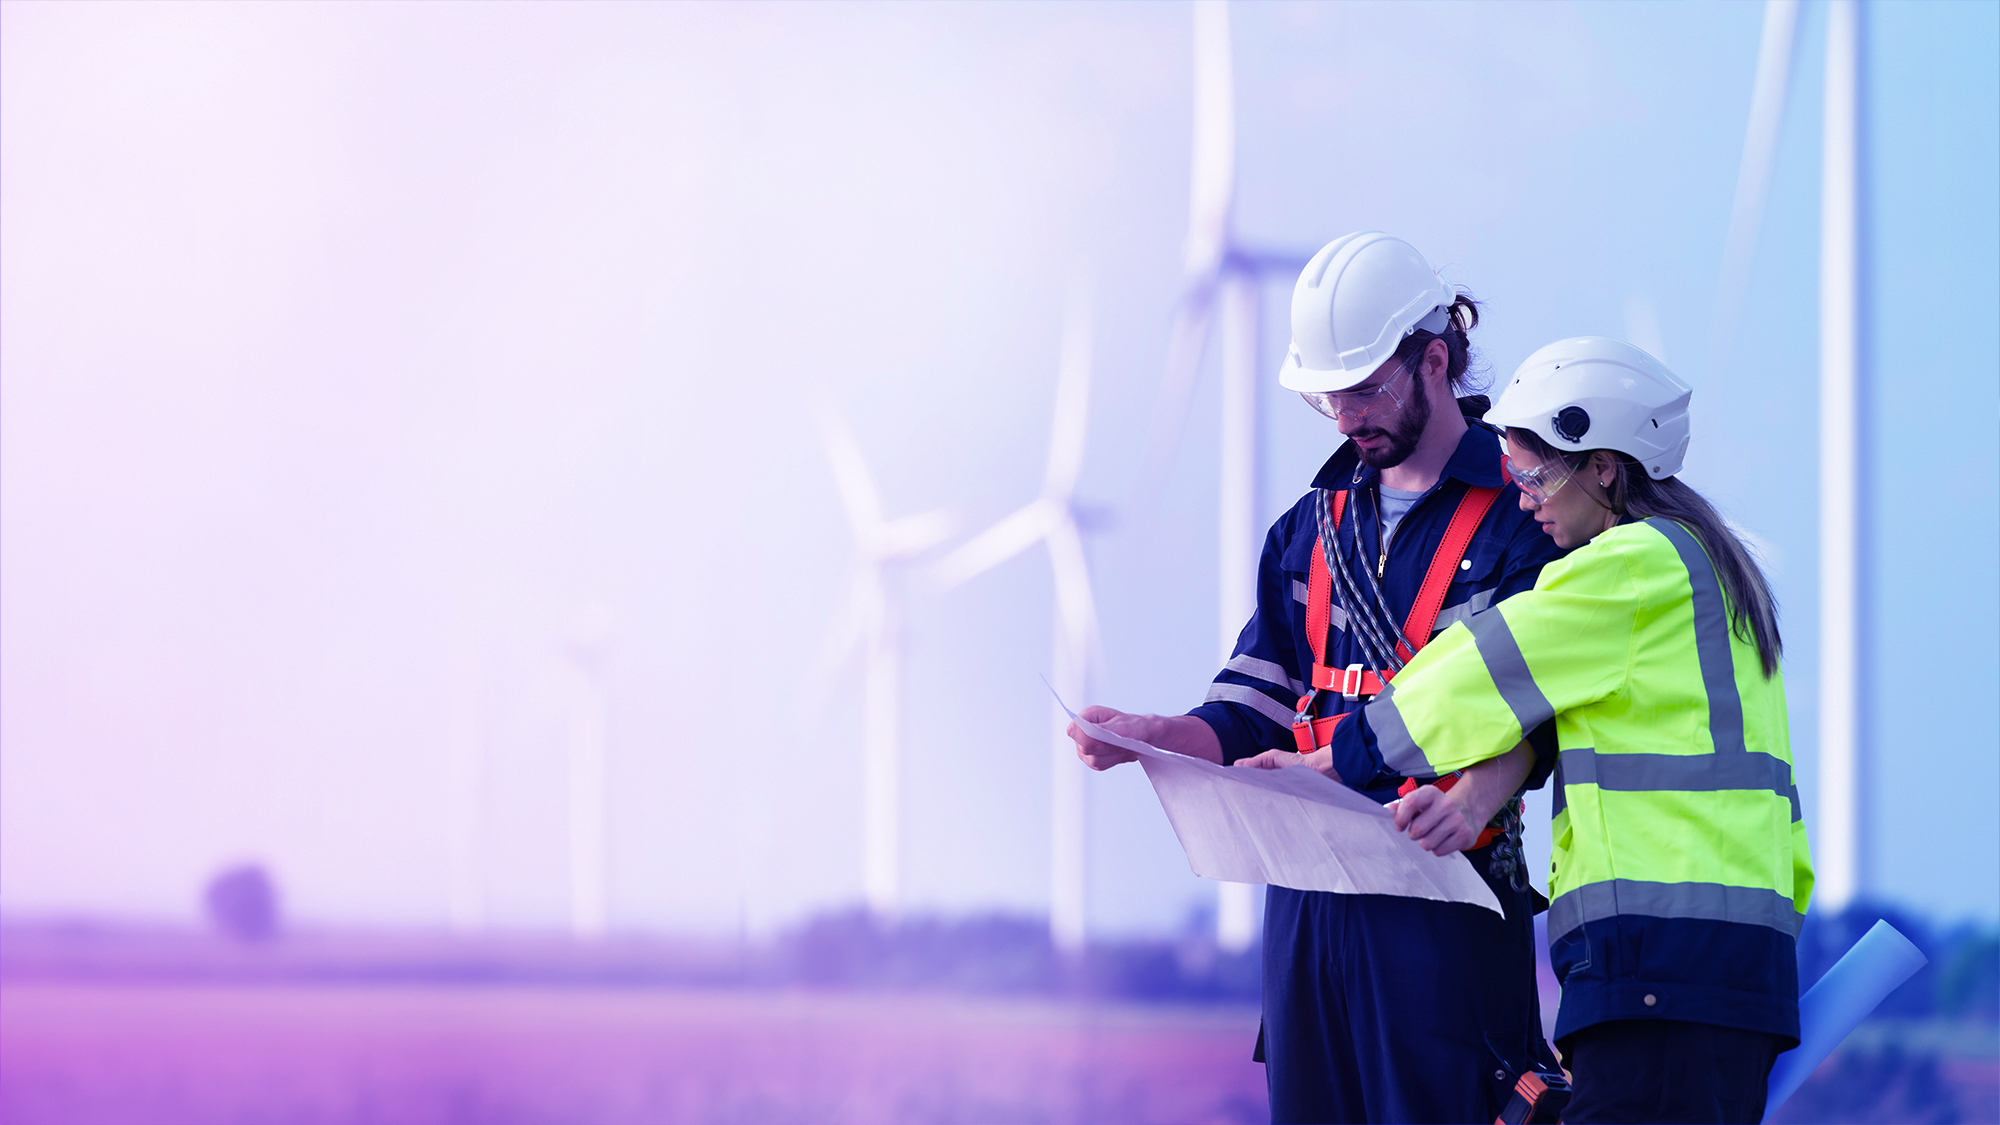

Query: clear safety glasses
1299 363 1413 424
1503 453 1574 505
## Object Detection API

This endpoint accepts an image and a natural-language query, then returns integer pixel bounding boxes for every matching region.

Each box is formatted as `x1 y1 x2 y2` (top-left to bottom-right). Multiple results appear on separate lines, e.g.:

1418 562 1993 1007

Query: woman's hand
1390 784 1486 855
1233 747 1342 782
1391 741 1536 855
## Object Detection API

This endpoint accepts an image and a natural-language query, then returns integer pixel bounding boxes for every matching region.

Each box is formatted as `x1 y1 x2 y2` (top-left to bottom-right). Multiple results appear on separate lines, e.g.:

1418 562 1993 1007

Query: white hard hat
1279 231 1458 393
1489 336 1692 480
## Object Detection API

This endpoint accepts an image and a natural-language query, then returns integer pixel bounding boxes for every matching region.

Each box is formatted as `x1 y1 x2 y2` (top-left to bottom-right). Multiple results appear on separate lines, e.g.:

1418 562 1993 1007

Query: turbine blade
1042 279 1093 500
877 508 957 559
1133 291 1216 498
1712 0 1800 372
1187 0 1236 276
932 501 1058 589
802 572 872 714
1045 517 1100 668
816 405 885 538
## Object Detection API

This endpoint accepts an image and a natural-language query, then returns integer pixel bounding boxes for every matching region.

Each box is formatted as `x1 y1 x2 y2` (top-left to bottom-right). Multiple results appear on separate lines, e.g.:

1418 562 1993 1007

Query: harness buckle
1293 687 1320 727
1339 663 1367 701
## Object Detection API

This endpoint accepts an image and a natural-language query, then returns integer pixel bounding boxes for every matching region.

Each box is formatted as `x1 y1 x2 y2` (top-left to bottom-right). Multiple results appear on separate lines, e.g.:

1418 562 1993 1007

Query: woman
1311 336 1813 1124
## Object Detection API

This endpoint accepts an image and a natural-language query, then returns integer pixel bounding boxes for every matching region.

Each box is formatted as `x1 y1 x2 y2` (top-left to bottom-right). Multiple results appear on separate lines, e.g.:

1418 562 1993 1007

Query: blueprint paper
1062 702 1501 915
1764 920 1927 1120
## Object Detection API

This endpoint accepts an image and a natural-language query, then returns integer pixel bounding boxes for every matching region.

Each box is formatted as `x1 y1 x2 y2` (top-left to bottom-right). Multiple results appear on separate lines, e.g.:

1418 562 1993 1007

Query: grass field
0 980 1269 1125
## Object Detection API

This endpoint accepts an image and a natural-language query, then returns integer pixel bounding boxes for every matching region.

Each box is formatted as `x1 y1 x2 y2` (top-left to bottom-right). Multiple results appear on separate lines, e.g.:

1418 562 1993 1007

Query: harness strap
1394 484 1503 663
1291 478 1503 755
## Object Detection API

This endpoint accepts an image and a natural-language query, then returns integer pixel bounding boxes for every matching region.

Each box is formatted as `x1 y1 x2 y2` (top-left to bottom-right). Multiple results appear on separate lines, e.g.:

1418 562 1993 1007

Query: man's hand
1391 784 1485 855
1067 708 1226 770
1068 706 1143 770
1233 747 1342 782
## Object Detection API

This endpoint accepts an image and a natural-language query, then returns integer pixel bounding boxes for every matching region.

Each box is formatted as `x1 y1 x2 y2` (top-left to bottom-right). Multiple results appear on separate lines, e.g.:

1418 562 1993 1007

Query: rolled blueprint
1763 920 1928 1121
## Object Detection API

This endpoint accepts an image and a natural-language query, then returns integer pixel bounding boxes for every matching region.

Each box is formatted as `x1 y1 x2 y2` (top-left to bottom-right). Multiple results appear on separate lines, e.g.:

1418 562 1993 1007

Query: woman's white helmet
1280 231 1458 393
1489 337 1692 479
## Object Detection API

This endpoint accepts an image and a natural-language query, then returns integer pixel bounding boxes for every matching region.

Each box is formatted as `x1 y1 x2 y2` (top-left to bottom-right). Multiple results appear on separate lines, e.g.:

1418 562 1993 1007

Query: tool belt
1494 1063 1570 1124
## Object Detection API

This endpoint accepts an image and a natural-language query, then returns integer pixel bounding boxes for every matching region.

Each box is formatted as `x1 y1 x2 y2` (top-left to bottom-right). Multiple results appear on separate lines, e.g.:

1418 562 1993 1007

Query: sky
3 0 1995 938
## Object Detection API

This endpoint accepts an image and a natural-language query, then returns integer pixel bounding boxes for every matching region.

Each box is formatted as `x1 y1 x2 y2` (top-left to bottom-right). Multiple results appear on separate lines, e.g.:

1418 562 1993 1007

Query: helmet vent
1553 406 1591 444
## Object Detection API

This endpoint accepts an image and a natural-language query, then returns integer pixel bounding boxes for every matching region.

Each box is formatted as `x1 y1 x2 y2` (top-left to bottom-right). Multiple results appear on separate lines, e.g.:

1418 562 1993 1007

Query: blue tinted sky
2 1 1994 935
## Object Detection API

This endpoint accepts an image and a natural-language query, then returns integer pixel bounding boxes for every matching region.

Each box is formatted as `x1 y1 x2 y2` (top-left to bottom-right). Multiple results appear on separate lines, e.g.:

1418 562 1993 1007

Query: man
1070 232 1564 1123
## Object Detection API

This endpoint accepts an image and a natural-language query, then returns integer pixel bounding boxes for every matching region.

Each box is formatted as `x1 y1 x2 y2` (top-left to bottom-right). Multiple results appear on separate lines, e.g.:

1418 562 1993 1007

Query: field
0 980 1269 1125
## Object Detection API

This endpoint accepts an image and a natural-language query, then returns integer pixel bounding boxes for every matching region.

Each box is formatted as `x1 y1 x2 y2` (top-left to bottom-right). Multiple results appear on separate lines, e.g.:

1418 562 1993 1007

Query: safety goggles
1299 363 1413 424
1503 453 1574 505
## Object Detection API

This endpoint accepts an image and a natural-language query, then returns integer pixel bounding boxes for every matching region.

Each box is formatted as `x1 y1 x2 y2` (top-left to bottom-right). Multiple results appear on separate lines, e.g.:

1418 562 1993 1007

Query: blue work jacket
1190 421 1566 798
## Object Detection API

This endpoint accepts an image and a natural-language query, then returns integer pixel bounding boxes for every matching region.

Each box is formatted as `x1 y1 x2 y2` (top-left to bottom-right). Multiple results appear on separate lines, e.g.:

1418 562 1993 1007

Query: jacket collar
1310 420 1506 493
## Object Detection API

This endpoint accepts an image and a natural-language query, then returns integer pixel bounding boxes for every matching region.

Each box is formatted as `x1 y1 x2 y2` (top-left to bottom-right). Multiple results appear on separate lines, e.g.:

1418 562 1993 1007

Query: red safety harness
1292 474 1510 845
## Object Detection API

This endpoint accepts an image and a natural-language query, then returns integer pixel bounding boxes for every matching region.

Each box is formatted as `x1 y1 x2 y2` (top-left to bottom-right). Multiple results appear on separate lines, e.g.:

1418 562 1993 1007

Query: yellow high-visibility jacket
1328 516 1813 1044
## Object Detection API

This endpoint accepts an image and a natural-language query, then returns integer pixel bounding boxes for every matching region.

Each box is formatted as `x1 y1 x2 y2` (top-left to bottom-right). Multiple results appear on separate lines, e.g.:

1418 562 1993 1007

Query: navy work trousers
1560 1019 1783 1124
1258 846 1554 1124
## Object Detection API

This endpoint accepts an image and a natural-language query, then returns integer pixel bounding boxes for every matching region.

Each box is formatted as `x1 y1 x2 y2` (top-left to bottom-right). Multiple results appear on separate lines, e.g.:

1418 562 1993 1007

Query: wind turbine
562 600 614 939
445 643 487 933
817 408 955 918
934 286 1101 953
1816 0 1864 912
1140 0 1313 953
1713 0 1865 911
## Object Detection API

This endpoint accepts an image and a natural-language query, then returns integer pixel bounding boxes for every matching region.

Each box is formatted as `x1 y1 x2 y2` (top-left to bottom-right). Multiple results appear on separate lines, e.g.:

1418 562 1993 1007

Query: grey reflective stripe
1291 581 1347 632
1559 747 1802 822
1364 684 1433 776
1645 518 1747 756
1466 609 1555 736
1203 681 1298 727
1547 879 1805 940
1430 588 1497 635
1225 654 1304 697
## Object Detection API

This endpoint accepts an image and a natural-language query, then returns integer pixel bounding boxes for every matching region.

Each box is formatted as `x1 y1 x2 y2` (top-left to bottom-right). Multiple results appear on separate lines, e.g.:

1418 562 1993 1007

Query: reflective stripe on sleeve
1647 518 1748 756
1466 609 1556 736
1548 879 1806 941
1558 747 1802 823
1429 587 1497 635
1365 683 1433 776
1224 654 1305 697
1203 681 1299 727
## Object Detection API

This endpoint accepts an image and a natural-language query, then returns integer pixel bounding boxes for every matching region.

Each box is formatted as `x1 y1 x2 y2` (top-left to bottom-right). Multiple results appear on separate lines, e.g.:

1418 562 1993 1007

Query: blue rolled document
1763 920 1927 1121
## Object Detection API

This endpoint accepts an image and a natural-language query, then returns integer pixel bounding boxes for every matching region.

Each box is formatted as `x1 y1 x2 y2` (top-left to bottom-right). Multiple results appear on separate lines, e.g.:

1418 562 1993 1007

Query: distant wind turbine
935 285 1102 953
563 600 614 939
817 409 956 918
1141 0 1313 954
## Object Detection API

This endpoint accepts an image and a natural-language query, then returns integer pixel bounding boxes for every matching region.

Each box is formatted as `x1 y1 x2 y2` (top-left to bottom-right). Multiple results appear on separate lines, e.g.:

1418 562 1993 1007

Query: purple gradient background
2 2 1995 1122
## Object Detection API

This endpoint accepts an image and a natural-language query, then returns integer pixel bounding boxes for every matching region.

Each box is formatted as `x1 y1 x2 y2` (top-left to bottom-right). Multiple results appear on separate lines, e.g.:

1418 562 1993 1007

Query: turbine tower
563 600 613 939
1817 0 1864 911
1141 0 1311 953
445 644 487 933
1714 0 1864 910
934 286 1101 953
818 409 955 918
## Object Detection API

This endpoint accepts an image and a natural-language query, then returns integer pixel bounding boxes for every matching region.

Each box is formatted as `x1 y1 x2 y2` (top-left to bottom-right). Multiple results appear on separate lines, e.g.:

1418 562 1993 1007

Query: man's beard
1351 373 1433 469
